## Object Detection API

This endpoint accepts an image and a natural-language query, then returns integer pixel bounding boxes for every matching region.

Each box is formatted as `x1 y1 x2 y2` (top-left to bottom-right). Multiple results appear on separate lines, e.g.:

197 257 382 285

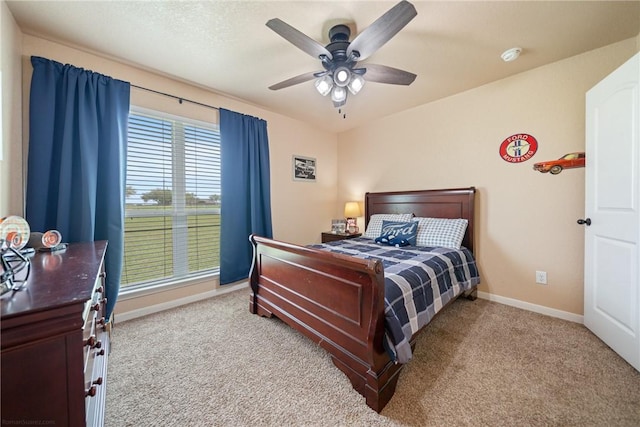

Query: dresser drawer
82 284 100 368
83 266 108 426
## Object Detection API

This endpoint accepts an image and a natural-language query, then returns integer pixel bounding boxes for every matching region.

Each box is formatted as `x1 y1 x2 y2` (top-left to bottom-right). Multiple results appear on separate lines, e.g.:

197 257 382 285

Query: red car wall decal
533 152 585 175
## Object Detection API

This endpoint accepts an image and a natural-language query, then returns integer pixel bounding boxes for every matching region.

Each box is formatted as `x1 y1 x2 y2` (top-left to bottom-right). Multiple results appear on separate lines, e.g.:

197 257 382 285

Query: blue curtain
26 56 130 320
219 108 273 284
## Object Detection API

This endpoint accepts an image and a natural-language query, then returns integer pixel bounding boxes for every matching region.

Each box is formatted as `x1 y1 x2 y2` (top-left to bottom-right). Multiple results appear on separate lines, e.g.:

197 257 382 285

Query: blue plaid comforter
310 238 480 364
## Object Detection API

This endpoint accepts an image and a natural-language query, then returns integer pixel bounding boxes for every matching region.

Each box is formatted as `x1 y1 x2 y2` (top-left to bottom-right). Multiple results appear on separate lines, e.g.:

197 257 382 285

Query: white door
584 53 639 371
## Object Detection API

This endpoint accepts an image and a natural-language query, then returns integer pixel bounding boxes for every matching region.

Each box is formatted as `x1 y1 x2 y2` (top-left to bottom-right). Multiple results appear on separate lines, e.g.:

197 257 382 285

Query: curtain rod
130 84 219 111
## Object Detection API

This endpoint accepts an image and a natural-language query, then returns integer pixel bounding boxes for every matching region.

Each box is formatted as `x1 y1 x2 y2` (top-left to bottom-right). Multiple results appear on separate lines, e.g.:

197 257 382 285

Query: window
121 108 221 290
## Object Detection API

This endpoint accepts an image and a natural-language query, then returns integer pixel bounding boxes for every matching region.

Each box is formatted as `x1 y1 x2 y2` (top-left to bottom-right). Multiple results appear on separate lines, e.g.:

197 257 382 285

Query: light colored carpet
105 289 640 426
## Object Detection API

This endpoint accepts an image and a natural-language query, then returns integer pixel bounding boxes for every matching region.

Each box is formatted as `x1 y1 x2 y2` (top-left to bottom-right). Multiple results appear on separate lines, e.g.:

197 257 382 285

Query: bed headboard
364 187 476 253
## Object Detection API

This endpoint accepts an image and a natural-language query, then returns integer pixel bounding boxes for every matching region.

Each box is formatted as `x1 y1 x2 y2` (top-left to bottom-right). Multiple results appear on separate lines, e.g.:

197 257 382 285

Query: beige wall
338 38 638 316
11 31 337 317
0 0 23 217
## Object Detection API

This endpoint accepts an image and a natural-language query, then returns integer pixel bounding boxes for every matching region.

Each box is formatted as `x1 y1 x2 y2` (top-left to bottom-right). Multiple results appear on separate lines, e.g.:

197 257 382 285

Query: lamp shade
331 86 347 103
333 66 351 87
344 202 361 218
315 75 333 96
348 74 365 95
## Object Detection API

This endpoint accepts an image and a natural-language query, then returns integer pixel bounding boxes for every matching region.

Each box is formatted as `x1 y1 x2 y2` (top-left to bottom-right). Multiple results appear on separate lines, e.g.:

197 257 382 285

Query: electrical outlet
535 270 547 285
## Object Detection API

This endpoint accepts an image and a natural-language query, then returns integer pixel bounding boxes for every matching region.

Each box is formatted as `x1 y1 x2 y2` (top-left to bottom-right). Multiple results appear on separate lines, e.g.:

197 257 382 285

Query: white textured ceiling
6 1 640 133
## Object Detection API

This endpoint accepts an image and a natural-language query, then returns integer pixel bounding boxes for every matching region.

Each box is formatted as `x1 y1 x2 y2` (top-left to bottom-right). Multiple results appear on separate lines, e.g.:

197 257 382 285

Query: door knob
577 218 592 226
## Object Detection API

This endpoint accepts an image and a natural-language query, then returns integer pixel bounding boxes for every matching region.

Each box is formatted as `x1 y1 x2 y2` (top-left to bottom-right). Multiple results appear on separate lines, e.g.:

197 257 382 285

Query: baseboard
115 281 249 323
114 284 582 325
477 291 583 324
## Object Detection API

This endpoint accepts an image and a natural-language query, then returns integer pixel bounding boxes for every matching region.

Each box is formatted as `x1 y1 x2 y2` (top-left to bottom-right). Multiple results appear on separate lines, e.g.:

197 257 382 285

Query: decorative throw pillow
374 220 418 246
413 217 468 249
364 214 413 239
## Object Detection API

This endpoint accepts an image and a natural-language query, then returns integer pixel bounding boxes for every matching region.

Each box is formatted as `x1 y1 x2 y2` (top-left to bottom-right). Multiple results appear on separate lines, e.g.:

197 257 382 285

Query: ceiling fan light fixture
348 74 365 95
332 96 347 108
501 47 522 62
315 75 333 96
331 86 347 103
333 67 351 87
266 0 418 112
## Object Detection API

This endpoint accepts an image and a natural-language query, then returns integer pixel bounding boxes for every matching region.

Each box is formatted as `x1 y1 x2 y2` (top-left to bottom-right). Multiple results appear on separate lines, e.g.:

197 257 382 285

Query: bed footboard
249 234 402 412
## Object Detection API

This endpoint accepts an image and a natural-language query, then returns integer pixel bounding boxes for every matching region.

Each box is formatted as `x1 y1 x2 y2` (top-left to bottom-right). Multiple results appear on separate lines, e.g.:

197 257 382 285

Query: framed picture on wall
293 155 316 181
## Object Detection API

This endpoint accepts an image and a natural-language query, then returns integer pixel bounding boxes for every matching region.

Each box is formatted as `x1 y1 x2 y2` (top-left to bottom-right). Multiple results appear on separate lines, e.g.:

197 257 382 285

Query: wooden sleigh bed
248 187 479 412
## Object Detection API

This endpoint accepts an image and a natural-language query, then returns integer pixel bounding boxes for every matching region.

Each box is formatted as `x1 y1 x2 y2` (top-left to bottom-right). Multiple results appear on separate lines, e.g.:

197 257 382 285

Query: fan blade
266 18 333 60
347 0 417 61
362 64 416 85
269 71 320 90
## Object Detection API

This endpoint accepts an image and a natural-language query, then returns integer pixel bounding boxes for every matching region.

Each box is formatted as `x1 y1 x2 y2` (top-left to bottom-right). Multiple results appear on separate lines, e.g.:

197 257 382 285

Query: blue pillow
375 220 418 246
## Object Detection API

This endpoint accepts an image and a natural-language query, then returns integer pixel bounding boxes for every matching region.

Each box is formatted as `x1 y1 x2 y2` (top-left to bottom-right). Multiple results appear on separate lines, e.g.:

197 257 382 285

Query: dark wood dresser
1 241 109 426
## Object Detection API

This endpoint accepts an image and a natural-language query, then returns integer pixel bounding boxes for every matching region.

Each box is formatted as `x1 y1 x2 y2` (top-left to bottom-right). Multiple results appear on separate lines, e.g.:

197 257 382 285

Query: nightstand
321 232 362 243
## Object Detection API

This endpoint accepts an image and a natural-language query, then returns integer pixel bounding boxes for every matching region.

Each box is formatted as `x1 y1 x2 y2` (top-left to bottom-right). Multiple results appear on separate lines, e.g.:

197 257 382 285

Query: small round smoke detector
501 47 522 62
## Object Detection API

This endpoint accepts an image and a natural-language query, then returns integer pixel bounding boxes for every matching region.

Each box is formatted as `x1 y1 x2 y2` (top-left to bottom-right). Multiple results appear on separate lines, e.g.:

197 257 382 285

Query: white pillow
413 217 468 249
364 213 413 239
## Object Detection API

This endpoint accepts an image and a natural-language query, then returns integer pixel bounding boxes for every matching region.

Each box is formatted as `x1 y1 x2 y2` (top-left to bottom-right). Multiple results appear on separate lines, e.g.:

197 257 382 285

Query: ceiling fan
266 0 418 111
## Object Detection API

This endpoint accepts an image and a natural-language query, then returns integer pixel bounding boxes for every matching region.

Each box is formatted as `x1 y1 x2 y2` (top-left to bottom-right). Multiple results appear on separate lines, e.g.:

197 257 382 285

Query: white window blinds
121 108 221 288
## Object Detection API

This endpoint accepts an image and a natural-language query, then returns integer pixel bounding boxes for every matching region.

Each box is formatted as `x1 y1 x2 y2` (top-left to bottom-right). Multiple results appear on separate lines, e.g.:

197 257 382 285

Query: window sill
118 272 219 301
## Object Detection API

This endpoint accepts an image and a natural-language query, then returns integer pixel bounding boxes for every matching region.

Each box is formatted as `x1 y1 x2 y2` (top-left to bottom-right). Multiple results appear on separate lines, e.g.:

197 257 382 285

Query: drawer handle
85 377 104 397
96 349 105 356
90 303 100 312
99 271 106 278
96 286 104 294
97 317 106 326
84 336 102 349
